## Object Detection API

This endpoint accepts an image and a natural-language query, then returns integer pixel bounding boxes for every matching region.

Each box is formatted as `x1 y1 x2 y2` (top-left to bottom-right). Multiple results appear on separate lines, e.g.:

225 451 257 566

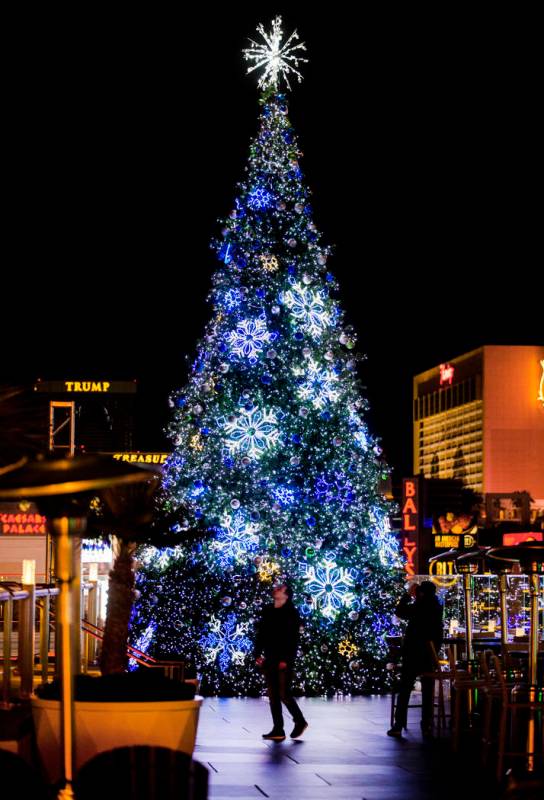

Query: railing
1 583 59 705
81 619 185 680
1 581 185 704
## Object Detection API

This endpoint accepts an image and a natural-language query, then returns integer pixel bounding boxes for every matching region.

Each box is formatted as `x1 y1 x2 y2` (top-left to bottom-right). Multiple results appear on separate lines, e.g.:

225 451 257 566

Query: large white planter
31 695 203 785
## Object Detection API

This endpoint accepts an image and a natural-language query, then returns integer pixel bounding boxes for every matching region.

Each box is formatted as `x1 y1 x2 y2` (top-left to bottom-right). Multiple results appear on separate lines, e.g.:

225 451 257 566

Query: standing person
255 583 308 741
387 580 443 737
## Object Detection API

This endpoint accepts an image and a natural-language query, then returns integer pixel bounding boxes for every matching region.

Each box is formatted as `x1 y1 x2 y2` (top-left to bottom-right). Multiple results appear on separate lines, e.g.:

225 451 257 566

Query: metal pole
52 516 77 796
19 585 36 699
40 594 51 684
526 566 540 773
462 572 474 662
528 568 539 687
71 536 82 674
499 572 509 652
86 580 98 667
2 597 13 708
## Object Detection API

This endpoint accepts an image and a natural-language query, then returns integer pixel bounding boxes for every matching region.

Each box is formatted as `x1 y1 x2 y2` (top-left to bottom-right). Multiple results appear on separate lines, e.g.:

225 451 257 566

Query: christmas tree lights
132 17 402 695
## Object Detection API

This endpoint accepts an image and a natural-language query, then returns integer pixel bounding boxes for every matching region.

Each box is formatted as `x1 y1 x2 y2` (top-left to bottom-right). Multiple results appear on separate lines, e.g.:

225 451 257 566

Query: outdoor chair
74 745 209 800
491 655 544 781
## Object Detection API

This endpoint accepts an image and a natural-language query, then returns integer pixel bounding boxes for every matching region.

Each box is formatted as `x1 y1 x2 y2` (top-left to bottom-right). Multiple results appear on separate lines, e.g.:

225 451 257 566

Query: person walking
255 583 308 741
387 580 443 737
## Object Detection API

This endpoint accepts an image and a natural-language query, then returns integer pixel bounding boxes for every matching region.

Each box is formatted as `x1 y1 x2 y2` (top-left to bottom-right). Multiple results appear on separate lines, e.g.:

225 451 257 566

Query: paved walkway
195 694 490 800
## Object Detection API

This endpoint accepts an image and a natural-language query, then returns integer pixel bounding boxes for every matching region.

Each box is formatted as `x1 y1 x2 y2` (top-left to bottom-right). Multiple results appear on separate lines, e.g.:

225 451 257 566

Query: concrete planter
31 695 203 784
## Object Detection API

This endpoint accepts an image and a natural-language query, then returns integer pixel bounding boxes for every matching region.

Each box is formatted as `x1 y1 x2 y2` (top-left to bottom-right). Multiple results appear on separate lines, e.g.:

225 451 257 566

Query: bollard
20 560 37 699
86 566 99 668
40 593 51 684
2 595 13 708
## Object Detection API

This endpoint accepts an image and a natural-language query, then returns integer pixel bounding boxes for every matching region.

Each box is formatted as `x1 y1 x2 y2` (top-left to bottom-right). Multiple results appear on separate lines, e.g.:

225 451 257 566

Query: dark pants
265 665 305 731
394 662 434 729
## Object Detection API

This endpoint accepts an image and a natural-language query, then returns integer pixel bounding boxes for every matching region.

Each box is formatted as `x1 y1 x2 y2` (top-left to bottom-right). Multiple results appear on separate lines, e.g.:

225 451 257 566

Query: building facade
413 345 544 516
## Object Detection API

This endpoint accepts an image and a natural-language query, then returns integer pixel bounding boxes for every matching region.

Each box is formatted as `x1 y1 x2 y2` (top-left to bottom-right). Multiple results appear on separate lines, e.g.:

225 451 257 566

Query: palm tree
89 479 206 675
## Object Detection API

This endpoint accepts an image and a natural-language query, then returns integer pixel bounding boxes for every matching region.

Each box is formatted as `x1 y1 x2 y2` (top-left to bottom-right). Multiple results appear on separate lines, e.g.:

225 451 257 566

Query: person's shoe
387 725 403 737
262 730 286 741
290 721 308 739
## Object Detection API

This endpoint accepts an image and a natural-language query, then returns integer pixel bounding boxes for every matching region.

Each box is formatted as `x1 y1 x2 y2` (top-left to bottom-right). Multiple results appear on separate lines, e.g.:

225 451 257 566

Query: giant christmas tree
133 17 402 695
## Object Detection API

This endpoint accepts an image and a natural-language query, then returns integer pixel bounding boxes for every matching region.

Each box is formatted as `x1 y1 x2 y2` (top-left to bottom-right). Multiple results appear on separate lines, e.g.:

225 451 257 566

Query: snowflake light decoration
139 546 184 570
212 511 259 565
300 554 357 620
199 614 253 672
314 471 355 509
296 358 340 409
369 508 402 569
338 639 358 659
271 485 297 507
129 622 156 670
260 254 279 272
282 283 330 338
247 185 274 210
189 433 203 451
223 288 242 312
353 429 369 450
224 406 279 460
243 16 308 91
225 315 276 364
257 558 282 583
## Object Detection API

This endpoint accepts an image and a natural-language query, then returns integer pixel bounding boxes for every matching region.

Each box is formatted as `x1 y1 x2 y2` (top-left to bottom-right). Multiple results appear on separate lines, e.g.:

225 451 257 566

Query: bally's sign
401 478 420 577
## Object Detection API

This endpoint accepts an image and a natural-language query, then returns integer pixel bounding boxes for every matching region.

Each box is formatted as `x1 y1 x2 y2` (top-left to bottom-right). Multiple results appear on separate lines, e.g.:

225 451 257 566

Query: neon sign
402 535 417 577
1 513 47 535
539 360 544 406
65 381 111 392
402 479 419 531
34 380 137 394
112 453 169 465
401 479 420 577
440 363 455 386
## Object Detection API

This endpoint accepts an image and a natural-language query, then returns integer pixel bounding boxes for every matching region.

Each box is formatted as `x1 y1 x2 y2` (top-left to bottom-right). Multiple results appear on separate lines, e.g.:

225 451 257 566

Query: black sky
5 8 542 478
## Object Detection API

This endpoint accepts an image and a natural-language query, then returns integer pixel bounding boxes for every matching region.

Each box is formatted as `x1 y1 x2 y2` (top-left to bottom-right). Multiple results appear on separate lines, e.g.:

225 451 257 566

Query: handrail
1 581 185 704
81 619 185 673
1 583 60 602
81 620 155 662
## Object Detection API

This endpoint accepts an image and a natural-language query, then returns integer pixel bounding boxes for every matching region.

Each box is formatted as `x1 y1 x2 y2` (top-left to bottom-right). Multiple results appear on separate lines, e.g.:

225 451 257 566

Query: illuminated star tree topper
243 15 308 90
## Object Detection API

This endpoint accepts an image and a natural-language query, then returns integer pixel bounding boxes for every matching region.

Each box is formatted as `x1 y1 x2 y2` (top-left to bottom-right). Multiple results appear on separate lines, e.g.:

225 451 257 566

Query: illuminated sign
82 539 113 563
539 360 544 406
429 559 455 577
401 478 420 576
434 534 460 549
65 381 110 392
503 532 543 547
35 380 137 394
402 479 419 531
1 512 47 535
402 535 417 577
440 363 455 386
432 511 478 551
112 453 170 465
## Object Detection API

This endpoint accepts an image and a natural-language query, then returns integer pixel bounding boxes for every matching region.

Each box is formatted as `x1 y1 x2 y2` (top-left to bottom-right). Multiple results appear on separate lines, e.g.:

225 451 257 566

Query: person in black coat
387 580 443 737
255 583 308 741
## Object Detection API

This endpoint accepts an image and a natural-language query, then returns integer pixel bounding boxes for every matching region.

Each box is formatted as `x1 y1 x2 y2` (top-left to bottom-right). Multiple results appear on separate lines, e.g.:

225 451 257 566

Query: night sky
5 8 541 479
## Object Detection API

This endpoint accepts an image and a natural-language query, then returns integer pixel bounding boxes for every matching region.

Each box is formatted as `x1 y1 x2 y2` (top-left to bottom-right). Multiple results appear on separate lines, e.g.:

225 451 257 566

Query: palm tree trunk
100 537 137 675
